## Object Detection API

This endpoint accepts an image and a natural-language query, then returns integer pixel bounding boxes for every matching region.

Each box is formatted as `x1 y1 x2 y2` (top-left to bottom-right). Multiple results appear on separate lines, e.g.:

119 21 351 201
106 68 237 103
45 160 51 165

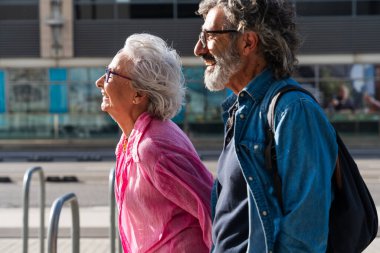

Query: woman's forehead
109 53 132 70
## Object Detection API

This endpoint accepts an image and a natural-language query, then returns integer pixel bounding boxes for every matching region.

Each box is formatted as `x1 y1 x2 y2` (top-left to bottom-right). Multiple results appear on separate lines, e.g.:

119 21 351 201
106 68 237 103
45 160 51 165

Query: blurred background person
329 83 356 113
95 33 213 253
364 93 380 111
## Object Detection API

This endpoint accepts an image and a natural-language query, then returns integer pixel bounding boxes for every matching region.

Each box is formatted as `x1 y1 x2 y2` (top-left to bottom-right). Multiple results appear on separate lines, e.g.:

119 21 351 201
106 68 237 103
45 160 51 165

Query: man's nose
194 39 207 57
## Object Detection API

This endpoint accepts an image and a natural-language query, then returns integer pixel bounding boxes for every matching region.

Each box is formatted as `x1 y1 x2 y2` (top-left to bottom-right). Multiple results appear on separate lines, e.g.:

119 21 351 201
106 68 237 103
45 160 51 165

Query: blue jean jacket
211 69 338 253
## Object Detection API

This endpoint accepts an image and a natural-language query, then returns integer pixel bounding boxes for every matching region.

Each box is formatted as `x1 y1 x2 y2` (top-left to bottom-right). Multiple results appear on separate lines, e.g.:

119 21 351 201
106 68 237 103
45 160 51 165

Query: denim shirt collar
221 68 275 123
244 68 275 103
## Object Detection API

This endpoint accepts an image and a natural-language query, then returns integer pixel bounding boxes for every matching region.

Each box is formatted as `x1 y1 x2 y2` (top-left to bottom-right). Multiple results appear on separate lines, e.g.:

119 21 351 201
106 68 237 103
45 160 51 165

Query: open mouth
101 92 110 103
202 54 216 68
204 60 217 72
205 62 216 70
101 91 109 98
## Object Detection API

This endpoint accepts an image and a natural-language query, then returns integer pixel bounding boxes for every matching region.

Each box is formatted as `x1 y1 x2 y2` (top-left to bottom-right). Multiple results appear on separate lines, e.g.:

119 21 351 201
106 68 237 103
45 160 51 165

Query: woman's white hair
120 33 185 120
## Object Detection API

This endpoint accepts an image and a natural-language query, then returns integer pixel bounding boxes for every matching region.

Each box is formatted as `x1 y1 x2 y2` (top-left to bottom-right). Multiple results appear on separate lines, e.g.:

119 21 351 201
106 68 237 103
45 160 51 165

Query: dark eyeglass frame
105 67 132 83
199 30 238 48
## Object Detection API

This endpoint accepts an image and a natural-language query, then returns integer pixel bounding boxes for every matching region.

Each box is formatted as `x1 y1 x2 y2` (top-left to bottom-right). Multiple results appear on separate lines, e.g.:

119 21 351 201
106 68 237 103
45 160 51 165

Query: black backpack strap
265 85 317 211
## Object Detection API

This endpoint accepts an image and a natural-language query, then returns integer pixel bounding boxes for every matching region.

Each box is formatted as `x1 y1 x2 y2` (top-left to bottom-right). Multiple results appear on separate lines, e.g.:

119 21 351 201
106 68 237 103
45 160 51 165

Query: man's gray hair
198 0 301 79
121 33 185 120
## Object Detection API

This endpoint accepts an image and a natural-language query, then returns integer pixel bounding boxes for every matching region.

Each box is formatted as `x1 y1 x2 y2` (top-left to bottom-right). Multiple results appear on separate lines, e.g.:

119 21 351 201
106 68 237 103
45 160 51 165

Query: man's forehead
202 6 226 30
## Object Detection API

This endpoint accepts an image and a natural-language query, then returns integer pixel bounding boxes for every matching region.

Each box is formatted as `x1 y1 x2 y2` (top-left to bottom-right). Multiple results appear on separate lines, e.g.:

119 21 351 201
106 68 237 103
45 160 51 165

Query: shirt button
248 176 253 181
262 210 268 216
239 114 245 119
240 92 245 97
236 148 240 152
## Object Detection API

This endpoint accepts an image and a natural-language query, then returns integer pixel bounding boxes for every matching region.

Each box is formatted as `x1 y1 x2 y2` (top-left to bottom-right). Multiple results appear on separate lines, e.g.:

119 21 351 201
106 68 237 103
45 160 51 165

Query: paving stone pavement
0 237 379 253
1 159 380 252
0 238 112 253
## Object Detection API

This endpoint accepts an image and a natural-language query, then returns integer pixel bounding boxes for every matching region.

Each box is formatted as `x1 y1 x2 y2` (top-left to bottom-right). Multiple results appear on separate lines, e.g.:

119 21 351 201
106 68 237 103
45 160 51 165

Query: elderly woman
95 33 213 253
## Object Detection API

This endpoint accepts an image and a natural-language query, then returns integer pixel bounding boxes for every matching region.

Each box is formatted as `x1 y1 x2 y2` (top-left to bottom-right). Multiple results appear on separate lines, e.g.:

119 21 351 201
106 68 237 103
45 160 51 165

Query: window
117 3 130 18
183 66 225 124
68 68 103 113
357 1 380 15
0 3 38 20
178 4 198 18
8 69 48 113
75 0 200 19
75 3 114 19
294 65 321 99
294 65 316 84
129 4 173 19
0 71 5 113
296 1 352 16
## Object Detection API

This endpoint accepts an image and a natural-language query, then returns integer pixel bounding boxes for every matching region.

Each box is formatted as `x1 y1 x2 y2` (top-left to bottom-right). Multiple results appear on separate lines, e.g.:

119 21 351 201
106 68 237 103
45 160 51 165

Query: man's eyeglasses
105 67 132 83
198 30 238 48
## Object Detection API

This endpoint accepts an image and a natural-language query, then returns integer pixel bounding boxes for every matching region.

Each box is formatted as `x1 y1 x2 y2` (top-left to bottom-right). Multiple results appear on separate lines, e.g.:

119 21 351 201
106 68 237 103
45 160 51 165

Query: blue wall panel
49 84 68 113
49 68 68 113
49 68 67 81
0 71 6 113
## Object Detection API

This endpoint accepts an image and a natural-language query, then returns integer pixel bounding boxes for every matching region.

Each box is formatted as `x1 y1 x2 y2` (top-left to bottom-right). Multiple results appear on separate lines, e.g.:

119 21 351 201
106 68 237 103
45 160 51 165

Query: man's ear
241 31 259 56
133 91 148 104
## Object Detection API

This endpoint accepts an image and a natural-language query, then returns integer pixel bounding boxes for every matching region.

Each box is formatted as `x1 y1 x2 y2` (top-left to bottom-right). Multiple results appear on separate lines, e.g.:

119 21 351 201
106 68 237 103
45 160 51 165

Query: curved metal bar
109 167 122 253
47 192 80 253
109 167 116 253
22 166 45 253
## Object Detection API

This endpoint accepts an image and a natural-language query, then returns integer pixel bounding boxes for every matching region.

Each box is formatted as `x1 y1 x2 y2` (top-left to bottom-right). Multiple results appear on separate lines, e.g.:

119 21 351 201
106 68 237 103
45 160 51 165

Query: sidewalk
0 206 117 253
1 158 380 252
0 207 110 238
0 206 379 253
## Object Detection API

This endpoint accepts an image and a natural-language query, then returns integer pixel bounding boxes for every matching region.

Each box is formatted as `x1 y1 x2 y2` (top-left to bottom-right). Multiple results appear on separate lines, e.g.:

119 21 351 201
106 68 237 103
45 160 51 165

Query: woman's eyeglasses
105 67 132 83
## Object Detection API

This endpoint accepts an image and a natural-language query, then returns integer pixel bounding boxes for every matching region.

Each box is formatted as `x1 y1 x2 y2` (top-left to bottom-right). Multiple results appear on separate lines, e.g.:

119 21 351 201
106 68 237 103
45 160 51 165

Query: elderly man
194 1 338 252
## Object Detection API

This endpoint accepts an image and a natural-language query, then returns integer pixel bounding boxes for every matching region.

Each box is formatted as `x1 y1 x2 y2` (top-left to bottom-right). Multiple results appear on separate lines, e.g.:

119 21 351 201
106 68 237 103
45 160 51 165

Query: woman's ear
133 91 148 104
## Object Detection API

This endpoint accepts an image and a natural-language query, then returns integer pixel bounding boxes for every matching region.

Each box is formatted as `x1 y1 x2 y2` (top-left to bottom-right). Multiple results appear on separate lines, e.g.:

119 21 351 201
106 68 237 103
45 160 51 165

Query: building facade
0 0 380 142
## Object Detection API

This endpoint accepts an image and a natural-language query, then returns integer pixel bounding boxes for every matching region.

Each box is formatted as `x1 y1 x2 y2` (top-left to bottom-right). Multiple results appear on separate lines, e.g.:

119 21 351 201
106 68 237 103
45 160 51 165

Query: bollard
22 166 45 253
109 167 122 253
47 192 80 253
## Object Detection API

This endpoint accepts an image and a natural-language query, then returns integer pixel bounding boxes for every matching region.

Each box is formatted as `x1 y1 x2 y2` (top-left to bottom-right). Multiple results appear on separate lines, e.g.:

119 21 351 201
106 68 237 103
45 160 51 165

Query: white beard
204 65 228 91
203 43 241 92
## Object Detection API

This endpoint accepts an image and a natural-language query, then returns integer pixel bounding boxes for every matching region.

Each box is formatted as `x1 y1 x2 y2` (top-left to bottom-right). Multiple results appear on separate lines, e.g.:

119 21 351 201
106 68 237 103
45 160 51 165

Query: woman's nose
95 75 105 88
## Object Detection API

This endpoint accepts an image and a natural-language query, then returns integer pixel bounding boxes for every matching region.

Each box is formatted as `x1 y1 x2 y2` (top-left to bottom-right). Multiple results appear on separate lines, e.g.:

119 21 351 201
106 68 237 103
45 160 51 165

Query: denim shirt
211 69 338 253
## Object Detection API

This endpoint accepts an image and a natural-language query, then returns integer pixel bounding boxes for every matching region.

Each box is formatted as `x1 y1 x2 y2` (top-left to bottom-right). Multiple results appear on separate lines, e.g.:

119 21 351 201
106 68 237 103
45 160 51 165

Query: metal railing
109 167 122 253
47 193 80 253
22 166 45 253
21 165 124 253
